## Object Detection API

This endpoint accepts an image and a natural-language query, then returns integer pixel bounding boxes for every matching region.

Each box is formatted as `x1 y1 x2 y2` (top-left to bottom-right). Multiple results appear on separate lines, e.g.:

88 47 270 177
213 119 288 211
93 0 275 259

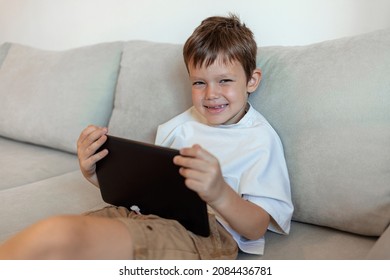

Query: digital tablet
95 135 210 237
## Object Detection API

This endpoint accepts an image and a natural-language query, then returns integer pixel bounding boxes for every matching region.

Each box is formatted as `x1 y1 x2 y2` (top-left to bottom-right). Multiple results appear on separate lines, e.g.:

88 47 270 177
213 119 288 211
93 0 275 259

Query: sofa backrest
0 42 123 153
250 29 390 237
107 41 192 142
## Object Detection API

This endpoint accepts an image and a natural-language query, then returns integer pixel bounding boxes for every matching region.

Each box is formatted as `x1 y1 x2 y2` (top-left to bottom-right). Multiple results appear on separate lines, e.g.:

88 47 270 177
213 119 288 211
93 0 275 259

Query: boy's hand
173 144 229 206
174 144 271 240
77 125 109 187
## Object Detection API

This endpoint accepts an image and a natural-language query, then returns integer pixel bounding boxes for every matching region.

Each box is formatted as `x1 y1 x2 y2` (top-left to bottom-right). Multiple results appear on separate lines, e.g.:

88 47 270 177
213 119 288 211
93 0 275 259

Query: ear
247 68 262 93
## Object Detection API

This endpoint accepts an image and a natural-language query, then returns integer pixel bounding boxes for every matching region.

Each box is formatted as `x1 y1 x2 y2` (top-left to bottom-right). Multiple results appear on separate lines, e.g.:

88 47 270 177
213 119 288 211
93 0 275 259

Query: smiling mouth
204 104 228 110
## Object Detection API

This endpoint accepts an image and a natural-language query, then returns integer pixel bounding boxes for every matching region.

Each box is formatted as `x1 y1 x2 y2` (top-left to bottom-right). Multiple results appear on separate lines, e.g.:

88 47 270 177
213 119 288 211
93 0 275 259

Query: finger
78 132 108 161
78 126 107 148
178 167 206 191
179 144 215 162
178 166 204 180
81 148 109 171
179 144 202 157
84 133 108 159
173 155 210 173
79 127 107 151
78 125 99 145
183 177 204 193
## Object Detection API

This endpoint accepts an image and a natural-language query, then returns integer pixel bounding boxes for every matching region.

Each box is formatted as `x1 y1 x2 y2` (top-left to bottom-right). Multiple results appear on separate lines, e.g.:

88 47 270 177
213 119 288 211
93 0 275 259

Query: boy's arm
210 182 270 240
77 125 109 188
173 144 270 240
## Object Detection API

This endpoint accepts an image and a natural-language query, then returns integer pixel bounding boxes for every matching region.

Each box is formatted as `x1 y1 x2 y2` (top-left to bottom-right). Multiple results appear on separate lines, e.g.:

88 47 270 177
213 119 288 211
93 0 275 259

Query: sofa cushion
0 43 11 68
0 136 79 191
366 225 390 259
0 42 123 153
240 221 376 260
0 170 107 243
250 29 390 236
108 41 192 142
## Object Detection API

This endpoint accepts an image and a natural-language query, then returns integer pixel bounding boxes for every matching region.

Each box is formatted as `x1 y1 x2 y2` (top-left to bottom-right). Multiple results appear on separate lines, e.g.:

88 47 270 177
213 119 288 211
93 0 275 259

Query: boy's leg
0 215 134 259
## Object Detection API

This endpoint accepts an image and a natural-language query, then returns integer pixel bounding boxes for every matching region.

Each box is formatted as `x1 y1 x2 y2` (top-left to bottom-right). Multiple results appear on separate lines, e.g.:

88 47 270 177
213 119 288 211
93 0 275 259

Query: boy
0 14 293 259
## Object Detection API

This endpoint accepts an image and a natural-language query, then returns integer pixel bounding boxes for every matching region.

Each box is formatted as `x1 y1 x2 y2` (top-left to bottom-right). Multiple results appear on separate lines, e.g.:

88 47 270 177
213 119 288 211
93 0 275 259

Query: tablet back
95 135 210 237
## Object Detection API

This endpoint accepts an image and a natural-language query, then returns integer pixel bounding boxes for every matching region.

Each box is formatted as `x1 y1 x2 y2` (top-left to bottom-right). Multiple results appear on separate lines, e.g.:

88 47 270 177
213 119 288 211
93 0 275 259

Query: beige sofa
0 29 389 259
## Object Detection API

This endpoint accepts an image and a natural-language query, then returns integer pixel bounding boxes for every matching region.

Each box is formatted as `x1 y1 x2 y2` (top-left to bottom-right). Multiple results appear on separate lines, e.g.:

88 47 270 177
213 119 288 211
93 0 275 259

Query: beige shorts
84 205 238 260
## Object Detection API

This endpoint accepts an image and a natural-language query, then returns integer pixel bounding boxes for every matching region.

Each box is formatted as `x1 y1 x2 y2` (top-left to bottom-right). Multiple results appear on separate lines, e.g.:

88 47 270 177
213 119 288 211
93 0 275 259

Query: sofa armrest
366 225 390 259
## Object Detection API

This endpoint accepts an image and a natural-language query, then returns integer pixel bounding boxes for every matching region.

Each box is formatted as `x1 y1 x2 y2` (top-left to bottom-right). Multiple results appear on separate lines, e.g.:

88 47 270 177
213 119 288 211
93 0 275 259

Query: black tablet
95 135 210 237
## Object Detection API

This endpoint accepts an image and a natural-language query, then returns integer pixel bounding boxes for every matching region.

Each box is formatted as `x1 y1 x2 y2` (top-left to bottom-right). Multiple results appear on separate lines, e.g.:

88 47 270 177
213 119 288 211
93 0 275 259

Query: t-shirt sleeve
154 107 196 146
239 125 294 234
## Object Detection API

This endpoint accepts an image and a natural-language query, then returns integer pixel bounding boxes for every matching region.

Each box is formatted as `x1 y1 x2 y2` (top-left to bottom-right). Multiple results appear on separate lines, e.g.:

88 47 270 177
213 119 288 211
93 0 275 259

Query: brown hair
183 14 257 82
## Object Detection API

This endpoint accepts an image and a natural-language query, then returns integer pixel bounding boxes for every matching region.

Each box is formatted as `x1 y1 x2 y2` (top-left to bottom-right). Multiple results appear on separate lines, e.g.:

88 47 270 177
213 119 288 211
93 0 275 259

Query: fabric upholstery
0 136 79 191
0 170 107 243
0 42 123 153
108 41 193 142
366 225 390 259
250 29 390 236
0 43 11 67
240 221 376 260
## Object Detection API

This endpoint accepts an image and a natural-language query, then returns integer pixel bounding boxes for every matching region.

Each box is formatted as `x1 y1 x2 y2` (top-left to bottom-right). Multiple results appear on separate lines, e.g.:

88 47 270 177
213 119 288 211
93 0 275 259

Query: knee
38 215 85 239
28 215 87 258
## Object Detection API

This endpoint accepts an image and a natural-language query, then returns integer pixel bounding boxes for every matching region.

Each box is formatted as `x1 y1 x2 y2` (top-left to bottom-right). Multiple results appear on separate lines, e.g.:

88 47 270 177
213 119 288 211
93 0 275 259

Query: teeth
206 104 227 109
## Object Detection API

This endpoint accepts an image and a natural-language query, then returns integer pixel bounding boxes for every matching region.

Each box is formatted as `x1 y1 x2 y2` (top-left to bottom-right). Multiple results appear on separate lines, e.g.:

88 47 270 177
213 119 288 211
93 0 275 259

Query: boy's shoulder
160 106 205 128
233 103 273 130
155 107 204 145
160 104 274 132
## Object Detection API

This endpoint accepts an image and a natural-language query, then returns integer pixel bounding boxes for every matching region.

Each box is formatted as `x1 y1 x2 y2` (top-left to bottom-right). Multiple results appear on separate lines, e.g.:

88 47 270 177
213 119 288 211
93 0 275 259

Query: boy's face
188 57 261 125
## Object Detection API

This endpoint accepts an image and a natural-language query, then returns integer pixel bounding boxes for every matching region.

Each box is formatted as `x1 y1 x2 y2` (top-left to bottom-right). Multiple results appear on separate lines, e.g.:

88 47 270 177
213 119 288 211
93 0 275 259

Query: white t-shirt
155 103 293 255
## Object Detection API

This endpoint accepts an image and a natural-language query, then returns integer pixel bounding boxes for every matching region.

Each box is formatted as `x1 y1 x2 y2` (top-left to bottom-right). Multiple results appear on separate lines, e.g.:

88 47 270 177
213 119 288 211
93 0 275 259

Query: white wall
0 0 389 50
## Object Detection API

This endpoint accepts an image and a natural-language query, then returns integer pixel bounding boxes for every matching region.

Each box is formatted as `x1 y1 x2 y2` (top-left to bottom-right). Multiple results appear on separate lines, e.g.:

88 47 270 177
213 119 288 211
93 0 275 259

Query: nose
205 84 219 100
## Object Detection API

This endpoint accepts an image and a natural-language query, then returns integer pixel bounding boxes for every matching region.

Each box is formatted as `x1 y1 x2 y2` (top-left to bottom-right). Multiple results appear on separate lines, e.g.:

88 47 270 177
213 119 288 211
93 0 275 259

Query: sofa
0 28 389 260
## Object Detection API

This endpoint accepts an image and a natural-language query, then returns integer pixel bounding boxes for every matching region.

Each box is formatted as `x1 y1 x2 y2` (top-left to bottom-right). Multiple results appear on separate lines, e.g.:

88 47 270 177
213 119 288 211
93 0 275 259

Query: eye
220 79 233 84
192 81 205 88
